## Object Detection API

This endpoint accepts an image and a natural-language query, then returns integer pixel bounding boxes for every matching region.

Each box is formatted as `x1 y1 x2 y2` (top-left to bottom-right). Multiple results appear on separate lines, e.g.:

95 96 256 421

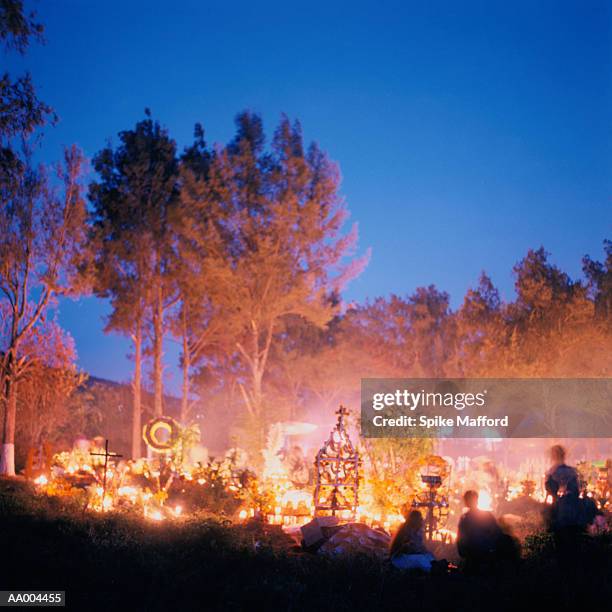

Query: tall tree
0 145 87 474
171 124 219 424
506 247 585 375
405 285 456 376
89 112 180 457
0 0 53 180
583 239 612 323
456 273 503 376
192 113 367 452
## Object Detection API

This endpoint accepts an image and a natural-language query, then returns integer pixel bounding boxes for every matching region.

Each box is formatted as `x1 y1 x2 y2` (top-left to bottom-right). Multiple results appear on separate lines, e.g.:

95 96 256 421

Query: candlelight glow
148 510 164 522
477 489 492 511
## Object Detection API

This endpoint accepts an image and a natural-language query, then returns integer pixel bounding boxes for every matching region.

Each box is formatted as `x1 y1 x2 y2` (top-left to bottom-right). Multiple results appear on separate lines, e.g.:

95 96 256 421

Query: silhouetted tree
0 146 87 474
89 111 180 456
0 0 54 184
583 239 612 323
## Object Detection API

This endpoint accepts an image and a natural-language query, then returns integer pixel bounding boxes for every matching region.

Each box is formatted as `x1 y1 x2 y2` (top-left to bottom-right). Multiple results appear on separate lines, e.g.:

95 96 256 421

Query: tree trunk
0 375 17 476
181 329 190 425
153 284 164 417
250 321 266 418
131 326 143 459
252 368 263 418
251 364 265 450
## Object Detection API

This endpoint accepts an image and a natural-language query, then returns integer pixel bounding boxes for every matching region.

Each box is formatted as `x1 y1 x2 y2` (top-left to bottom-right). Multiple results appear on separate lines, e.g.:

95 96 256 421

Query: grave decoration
313 405 360 520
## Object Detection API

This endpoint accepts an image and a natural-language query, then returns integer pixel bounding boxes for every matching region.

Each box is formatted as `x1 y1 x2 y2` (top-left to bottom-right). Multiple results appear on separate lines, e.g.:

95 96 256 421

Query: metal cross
90 439 122 506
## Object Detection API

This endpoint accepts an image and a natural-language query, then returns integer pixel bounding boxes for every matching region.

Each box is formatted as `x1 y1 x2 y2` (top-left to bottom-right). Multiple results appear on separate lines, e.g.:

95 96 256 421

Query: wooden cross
335 405 350 431
90 439 122 505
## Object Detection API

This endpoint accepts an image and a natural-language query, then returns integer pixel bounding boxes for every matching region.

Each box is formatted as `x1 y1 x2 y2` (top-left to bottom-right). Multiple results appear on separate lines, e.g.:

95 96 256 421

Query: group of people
389 445 604 573
390 490 519 573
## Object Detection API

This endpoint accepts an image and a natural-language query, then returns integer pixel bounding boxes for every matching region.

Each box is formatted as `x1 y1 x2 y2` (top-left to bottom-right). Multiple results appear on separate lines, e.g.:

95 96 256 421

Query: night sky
7 1 611 392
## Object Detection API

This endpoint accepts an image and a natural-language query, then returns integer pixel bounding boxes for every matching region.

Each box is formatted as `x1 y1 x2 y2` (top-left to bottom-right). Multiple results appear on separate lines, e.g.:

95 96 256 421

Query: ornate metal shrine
313 405 360 518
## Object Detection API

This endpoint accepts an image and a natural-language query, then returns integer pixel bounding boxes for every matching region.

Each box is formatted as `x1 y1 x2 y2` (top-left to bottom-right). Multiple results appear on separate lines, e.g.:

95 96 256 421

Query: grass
1 478 611 612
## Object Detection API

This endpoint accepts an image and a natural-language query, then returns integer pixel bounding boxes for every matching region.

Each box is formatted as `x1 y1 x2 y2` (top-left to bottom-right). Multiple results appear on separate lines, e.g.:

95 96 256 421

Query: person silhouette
456 490 503 573
389 510 435 572
544 445 588 567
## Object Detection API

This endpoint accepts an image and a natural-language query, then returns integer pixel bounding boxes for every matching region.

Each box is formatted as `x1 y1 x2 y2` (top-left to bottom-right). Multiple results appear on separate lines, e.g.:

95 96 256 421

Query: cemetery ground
1 478 611 612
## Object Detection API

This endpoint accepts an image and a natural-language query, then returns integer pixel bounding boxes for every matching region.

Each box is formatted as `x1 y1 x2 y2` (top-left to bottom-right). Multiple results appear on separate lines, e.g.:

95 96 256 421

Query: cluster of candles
33 449 574 538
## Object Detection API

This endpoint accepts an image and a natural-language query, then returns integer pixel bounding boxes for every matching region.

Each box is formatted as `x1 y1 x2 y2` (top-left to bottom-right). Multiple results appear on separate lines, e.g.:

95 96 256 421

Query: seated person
389 510 435 571
457 490 503 572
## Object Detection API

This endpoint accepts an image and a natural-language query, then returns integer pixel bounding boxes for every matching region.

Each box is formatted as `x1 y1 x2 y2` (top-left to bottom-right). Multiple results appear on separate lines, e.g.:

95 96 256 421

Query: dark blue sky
8 1 612 392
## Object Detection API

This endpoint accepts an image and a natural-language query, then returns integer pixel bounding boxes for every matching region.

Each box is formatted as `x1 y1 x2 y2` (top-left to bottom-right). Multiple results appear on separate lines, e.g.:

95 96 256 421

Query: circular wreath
143 416 180 452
